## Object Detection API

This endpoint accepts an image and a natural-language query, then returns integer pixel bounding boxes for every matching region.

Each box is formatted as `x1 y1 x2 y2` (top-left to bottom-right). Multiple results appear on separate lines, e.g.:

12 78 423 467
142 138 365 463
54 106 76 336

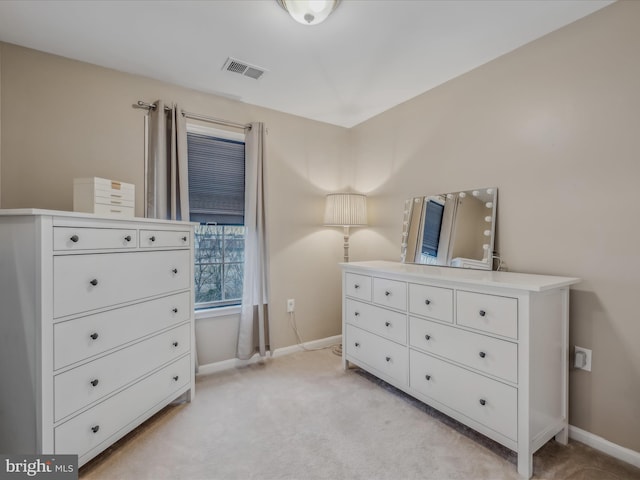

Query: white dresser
0 209 195 466
341 261 580 478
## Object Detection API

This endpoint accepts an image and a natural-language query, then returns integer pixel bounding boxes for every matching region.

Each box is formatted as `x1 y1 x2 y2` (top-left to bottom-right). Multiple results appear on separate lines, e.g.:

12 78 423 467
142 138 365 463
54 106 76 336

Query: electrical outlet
574 346 592 371
287 298 295 313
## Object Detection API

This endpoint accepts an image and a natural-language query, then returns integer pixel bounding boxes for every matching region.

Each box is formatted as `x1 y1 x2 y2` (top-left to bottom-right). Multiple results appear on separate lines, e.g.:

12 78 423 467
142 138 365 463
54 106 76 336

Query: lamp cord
288 311 338 352
492 253 507 271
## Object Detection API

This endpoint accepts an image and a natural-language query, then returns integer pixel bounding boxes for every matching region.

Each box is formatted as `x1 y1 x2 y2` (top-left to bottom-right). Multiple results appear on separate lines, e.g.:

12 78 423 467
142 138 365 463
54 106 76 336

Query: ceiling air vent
222 57 267 80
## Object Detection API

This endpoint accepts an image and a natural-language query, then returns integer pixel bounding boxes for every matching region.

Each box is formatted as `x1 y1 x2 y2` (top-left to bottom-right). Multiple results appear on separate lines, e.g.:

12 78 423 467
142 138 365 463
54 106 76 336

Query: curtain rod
182 111 250 131
134 101 250 131
134 100 172 112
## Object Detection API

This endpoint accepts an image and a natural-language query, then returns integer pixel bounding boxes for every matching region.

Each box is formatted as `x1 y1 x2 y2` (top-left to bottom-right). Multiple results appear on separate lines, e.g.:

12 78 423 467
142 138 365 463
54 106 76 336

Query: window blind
421 200 444 257
187 132 245 225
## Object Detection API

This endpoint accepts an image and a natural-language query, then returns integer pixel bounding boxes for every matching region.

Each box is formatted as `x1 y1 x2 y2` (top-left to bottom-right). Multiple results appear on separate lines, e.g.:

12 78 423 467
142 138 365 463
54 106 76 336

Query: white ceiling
0 0 613 128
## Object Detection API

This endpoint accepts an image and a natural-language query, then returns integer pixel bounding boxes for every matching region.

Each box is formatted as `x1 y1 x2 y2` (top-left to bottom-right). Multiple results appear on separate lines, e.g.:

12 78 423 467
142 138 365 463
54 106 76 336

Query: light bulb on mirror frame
485 202 493 209
484 216 492 222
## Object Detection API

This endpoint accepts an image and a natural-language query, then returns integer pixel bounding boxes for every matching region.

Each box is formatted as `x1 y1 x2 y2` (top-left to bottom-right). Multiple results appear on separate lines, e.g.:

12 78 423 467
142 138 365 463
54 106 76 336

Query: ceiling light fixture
277 0 341 26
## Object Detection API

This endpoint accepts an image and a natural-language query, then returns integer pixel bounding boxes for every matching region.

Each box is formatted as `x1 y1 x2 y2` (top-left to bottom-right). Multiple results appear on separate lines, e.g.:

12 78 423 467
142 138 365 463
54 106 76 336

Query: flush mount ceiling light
277 0 341 26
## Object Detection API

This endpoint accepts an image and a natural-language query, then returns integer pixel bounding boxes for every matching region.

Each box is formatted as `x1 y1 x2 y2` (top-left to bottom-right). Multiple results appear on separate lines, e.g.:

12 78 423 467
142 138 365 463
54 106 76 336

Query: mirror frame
401 188 497 270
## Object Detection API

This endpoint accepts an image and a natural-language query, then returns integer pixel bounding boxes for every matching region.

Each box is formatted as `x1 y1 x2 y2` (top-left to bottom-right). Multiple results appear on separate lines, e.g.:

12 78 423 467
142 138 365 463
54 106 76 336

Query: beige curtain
237 122 270 359
146 100 197 370
146 100 189 220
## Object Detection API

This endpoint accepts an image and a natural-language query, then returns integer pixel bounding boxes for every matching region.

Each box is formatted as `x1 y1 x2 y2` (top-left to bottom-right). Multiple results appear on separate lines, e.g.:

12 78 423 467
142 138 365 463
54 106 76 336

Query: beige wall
1 0 639 456
350 1 640 453
0 42 351 360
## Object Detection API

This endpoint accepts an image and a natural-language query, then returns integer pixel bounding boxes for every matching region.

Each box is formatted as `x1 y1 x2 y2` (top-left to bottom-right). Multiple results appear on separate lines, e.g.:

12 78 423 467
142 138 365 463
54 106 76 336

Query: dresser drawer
94 195 134 209
373 277 407 311
345 324 407 385
53 227 137 251
53 250 190 318
139 229 191 248
345 273 372 302
345 299 407 345
409 350 517 440
409 316 517 383
54 292 191 370
55 354 190 458
92 204 135 218
54 324 190 421
409 283 453 323
456 291 518 339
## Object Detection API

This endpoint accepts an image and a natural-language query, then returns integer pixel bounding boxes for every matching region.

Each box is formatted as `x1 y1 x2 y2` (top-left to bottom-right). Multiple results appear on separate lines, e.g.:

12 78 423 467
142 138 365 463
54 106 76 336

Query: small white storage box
73 177 135 218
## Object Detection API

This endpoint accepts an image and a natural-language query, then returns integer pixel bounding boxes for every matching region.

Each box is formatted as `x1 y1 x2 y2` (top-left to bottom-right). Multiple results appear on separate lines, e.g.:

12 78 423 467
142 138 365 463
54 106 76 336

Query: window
421 199 444 258
187 125 245 308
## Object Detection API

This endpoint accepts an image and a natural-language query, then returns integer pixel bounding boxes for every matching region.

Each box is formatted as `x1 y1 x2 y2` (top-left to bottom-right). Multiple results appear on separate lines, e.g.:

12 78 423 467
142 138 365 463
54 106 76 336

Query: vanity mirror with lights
401 187 497 270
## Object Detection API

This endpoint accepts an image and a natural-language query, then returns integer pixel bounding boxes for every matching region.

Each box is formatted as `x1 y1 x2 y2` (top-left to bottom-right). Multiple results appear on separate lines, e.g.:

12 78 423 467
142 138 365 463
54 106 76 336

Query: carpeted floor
80 348 640 480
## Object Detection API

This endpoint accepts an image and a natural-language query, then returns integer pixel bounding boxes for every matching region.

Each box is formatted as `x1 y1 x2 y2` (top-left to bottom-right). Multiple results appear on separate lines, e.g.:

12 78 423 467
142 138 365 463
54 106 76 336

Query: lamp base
343 226 350 262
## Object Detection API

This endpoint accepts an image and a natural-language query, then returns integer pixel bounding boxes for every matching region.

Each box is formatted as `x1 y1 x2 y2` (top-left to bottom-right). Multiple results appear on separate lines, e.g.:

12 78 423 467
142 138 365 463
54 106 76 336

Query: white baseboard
196 355 265 376
196 334 342 377
569 425 640 469
272 334 342 358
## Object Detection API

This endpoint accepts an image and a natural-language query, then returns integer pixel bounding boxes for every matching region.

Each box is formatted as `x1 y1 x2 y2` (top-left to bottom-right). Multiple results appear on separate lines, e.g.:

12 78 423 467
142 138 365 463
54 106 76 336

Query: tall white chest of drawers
342 261 580 478
0 209 195 466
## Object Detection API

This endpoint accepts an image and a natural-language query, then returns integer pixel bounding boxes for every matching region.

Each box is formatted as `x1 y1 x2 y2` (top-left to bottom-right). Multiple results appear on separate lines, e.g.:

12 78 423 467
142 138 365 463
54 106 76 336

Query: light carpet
80 348 640 480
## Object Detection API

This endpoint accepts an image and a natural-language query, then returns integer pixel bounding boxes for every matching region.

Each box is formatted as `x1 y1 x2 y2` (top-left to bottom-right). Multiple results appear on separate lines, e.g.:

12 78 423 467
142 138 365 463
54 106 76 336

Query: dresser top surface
341 260 580 292
0 208 197 226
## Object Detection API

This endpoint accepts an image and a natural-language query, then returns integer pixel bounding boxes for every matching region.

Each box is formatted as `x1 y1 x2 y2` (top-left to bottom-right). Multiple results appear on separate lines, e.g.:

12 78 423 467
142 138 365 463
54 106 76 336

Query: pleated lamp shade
324 193 368 227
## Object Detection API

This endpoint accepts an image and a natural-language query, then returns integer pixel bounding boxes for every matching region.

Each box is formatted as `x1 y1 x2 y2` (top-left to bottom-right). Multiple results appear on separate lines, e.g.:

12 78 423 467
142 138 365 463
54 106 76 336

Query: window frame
187 122 246 310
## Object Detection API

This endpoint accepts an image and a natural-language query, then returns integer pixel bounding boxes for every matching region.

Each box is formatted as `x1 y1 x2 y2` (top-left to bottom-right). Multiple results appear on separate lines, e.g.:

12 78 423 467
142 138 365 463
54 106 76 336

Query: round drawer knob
173 376 179 381
150 236 156 242
89 279 99 286
91 425 100 433
172 268 178 274
425 299 431 305
181 236 188 242
172 308 179 314
479 310 486 317
424 334 431 341
89 332 99 340
354 312 360 317
124 235 132 242
354 342 360 347
385 322 391 327
384 291 391 297
172 341 179 347
385 356 391 362
479 351 486 358
70 235 79 243
479 399 487 406
90 379 99 387
354 284 360 289
425 374 431 381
